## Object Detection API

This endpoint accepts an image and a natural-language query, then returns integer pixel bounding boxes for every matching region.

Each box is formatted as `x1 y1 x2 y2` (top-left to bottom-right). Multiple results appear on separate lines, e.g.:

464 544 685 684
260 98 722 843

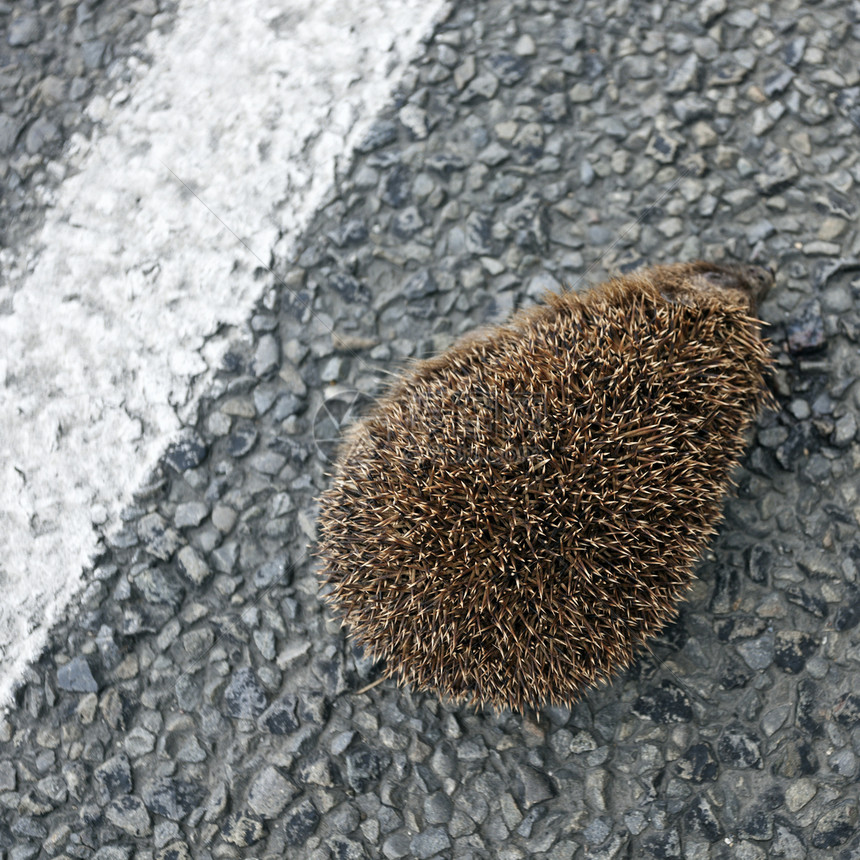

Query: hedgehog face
655 261 774 312
688 262 774 311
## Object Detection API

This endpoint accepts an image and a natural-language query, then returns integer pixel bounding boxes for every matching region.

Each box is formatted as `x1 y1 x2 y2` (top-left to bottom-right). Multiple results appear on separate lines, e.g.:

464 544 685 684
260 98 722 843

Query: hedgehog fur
317 261 775 713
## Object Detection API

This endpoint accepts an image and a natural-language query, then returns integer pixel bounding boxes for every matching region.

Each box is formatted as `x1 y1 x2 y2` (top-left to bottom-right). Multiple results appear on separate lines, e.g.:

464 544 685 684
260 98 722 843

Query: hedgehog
316 261 774 713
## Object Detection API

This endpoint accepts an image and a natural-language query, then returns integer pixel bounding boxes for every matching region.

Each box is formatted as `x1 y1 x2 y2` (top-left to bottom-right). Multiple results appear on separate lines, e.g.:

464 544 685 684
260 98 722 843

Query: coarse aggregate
0 0 171 256
3 0 860 858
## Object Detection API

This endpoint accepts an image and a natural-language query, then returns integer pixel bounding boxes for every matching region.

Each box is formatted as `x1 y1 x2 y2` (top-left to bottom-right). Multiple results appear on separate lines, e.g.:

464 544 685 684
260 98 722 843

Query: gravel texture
0 0 172 253
0 0 444 707
4 0 860 858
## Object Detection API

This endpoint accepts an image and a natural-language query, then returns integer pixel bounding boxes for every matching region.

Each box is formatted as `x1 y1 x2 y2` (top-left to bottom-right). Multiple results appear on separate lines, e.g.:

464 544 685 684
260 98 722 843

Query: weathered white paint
0 0 447 705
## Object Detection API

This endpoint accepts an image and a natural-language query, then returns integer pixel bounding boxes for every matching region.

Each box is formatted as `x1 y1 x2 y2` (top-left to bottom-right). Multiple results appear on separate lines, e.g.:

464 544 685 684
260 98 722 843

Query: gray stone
252 334 280 376
381 165 411 208
57 656 99 693
541 92 568 122
646 133 680 164
457 736 488 760
94 848 133 860
221 810 265 846
772 825 805 859
227 425 258 457
330 802 361 834
284 797 320 846
685 796 723 841
764 69 794 97
253 628 276 660
833 413 857 447
174 501 209 528
665 55 699 94
24 117 60 154
424 792 453 824
320 356 343 382
175 735 206 763
251 450 286 474
143 778 205 821
177 545 210 585
672 95 712 123
479 142 510 166
489 52 527 85
785 778 816 813
11 815 48 840
0 760 15 791
132 565 182 606
822 283 852 311
35 773 66 804
461 73 499 102
698 0 726 25
259 694 300 735
830 748 858 778
833 692 860 726
514 34 536 56
297 752 336 787
399 104 429 139
737 630 775 670
402 269 436 299
327 835 366 859
734 843 766 860
755 149 799 196
106 796 151 837
633 682 693 722
784 36 807 68
642 830 682 860
774 631 818 674
211 504 237 532
787 300 825 355
125 726 156 758
356 119 398 153
345 746 384 793
677 743 719 784
383 832 412 859
811 802 858 849
95 754 132 799
569 82 593 103
483 811 509 841
453 56 476 90
224 667 268 719
211 542 238 573
0 114 22 154
515 764 555 808
182 626 214 658
718 726 762 769
410 827 451 859
137 513 181 561
250 313 277 332
8 14 43 46
761 704 791 737
752 104 784 135
81 39 106 69
583 817 612 845
247 765 298 818
164 434 208 471
465 211 492 255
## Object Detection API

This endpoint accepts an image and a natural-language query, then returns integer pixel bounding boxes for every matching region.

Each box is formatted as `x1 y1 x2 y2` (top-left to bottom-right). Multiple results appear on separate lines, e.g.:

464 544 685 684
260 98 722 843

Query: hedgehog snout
738 263 775 312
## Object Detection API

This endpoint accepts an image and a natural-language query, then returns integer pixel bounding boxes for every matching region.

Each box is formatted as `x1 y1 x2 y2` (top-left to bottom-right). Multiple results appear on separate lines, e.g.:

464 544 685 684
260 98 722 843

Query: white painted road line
0 0 448 705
